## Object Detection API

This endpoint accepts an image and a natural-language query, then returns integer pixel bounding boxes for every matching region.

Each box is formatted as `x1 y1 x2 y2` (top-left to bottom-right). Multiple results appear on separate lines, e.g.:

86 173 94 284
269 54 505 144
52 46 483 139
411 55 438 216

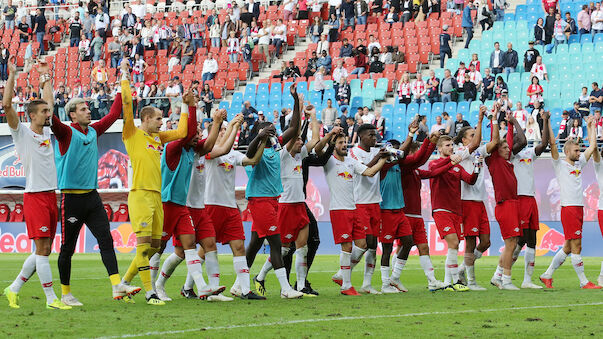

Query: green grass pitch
1 254 602 338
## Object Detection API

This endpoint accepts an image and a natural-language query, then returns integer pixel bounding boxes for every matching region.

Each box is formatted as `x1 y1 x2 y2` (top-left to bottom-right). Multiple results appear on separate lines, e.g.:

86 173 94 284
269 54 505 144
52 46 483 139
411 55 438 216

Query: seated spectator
568 101 586 126
181 40 194 72
304 51 319 78
526 76 544 107
431 115 445 133
589 82 603 114
595 109 603 140
337 78 351 106
361 107 375 124
568 118 583 140
525 116 542 141
494 75 507 99
412 73 427 103
241 101 258 126
578 86 590 111
480 68 495 102
375 110 385 140
356 38 367 55
462 74 477 101
379 46 393 64
398 72 412 104
317 50 332 74
350 49 368 74
392 46 405 65
310 16 323 43
523 41 540 72
384 7 399 24
529 56 548 82
369 46 381 59
367 35 381 53
339 38 353 58
284 61 301 79
452 113 470 137
167 38 182 73
316 34 329 55
566 12 577 34
322 99 337 129
368 54 384 76
470 53 481 71
201 52 218 82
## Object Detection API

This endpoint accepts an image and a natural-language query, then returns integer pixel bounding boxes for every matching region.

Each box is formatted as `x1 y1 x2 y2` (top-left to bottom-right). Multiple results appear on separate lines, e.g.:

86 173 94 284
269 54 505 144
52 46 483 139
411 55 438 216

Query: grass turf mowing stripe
93 301 603 339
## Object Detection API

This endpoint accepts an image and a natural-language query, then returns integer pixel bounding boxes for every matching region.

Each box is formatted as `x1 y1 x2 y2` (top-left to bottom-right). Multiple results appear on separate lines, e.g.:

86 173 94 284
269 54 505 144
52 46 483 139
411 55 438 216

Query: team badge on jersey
293 165 302 173
218 162 234 171
337 171 353 180
519 158 532 164
569 169 581 177
39 139 51 148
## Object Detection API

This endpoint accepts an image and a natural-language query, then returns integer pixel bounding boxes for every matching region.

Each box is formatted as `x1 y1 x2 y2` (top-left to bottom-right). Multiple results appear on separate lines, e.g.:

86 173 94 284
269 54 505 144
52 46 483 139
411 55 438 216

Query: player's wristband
39 73 51 85
491 119 498 125
181 103 189 114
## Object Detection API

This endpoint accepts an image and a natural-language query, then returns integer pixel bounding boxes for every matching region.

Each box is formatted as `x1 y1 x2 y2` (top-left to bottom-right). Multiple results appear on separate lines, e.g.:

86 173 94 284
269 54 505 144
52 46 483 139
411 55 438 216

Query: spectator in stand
529 56 549 82
107 38 121 68
356 0 369 25
69 15 82 47
271 19 287 59
90 31 104 62
462 2 475 49
297 0 309 19
165 77 182 113
257 20 271 64
340 38 353 57
416 115 429 142
250 21 260 45
494 75 507 99
542 0 558 14
592 2 603 34
190 17 205 52
380 46 393 64
94 7 109 41
368 54 384 76
342 0 355 30
314 67 326 101
241 100 258 126
132 54 147 84
453 113 470 137
310 16 323 43
441 111 453 135
91 60 108 86
375 110 385 140
226 31 240 63
337 77 351 105
578 86 590 112
0 45 8 82
411 73 427 103
202 52 218 82
568 101 586 126
544 7 556 45
209 19 221 48
468 63 483 91
327 13 340 42
356 38 367 55
221 16 236 47
350 49 367 74
513 101 528 130
78 34 91 61
481 68 495 102
200 83 214 115
18 16 30 43
54 84 68 120
469 53 481 71
439 25 452 68
385 6 399 24
431 115 445 133
3 0 17 30
525 115 541 141
493 0 508 21
392 46 405 65
523 41 540 72
317 50 333 74
130 36 144 59
578 5 591 34
502 42 518 76
317 33 329 55
426 70 440 99
122 5 137 31
284 61 301 79
534 18 546 45
557 110 570 139
397 72 412 104
304 51 319 77
361 107 375 124
33 9 47 55
333 59 348 93
283 0 296 22
400 0 413 23
526 76 544 108
477 1 494 31
531 100 545 131
590 82 603 114
454 61 468 89
167 38 182 73
566 12 577 34
550 12 570 51
440 69 459 103
568 119 583 140
322 99 337 129
462 74 477 101
497 89 513 117
367 35 381 53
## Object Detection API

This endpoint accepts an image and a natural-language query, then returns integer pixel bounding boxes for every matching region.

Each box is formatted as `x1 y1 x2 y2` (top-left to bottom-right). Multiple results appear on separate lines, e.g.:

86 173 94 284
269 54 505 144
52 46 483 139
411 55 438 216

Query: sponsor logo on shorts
341 233 350 239
575 230 581 235
140 222 148 228
269 225 277 232
39 226 49 232
285 234 293 239
443 226 451 232
471 227 478 232
384 235 392 240
514 227 520 232
67 217 78 223
336 171 353 180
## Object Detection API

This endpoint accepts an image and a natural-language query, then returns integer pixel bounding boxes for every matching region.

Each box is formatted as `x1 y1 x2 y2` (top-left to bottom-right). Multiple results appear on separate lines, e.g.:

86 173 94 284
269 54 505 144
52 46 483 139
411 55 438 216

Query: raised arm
315 126 341 157
207 114 243 158
242 131 270 166
418 158 454 178
398 119 418 160
159 106 189 143
38 62 54 115
281 83 303 145
362 150 389 177
196 108 226 156
584 116 597 161
2 58 19 130
486 105 501 154
549 112 559 160
468 106 486 154
508 113 526 156
534 110 550 156
305 106 321 152
120 63 137 140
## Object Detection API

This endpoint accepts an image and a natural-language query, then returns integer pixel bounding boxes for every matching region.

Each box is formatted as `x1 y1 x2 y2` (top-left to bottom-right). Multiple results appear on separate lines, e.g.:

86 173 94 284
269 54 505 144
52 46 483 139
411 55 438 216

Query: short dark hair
140 106 159 121
454 126 473 144
594 82 599 88
388 139 401 148
357 123 376 136
442 112 449 117
27 99 48 118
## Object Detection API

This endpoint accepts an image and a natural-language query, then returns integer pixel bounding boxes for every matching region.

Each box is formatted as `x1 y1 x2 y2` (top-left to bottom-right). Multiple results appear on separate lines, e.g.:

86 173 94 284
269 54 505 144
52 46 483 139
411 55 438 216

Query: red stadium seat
0 204 10 222
104 204 114 221
10 203 24 222
113 204 129 222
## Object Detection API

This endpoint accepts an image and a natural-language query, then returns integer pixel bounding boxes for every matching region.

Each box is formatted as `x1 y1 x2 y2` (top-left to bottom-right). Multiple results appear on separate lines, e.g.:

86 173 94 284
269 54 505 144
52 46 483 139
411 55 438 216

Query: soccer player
454 106 490 290
347 124 389 294
540 116 602 289
325 133 388 295
155 115 242 302
152 94 230 301
485 111 527 290
119 71 190 305
53 61 140 306
253 105 321 296
204 122 268 301
245 85 304 299
429 136 481 292
509 110 550 289
2 60 70 310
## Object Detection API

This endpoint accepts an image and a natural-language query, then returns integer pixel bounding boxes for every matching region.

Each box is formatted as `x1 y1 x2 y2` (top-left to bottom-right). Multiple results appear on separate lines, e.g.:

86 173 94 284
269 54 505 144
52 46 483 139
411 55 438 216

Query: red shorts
278 202 309 243
407 216 428 245
205 205 245 244
188 207 216 241
379 209 412 243
461 200 490 237
518 196 539 230
598 210 603 237
494 200 521 240
433 211 463 240
561 206 583 240
249 197 280 238
24 192 58 240
162 202 196 247
330 209 365 244
355 203 381 236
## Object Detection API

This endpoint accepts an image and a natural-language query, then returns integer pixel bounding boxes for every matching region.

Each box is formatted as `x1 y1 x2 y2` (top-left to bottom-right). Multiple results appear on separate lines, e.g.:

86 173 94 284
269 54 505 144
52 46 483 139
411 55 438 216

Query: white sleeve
234 151 246 166
300 146 309 160
351 158 369 175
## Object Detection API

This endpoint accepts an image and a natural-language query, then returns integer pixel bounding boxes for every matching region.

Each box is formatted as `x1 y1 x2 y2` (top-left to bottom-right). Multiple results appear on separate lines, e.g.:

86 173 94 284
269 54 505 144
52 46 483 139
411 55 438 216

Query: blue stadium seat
431 102 444 116
580 34 593 44
407 103 419 117
457 101 470 115
444 102 457 115
419 102 431 116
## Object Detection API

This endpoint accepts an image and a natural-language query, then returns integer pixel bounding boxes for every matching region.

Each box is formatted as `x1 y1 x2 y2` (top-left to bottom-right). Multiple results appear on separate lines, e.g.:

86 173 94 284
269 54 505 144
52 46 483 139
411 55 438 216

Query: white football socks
149 252 161 291
257 247 290 281
184 249 208 292
446 249 459 283
390 258 407 281
542 250 567 278
350 245 367 270
36 255 57 304
10 254 36 293
492 265 503 282
295 246 308 291
466 265 476 284
523 247 536 283
340 251 352 290
362 249 376 287
419 255 436 283
275 267 293 292
156 253 183 289
380 266 390 286
233 256 251 294
184 272 194 290
205 250 221 288
502 274 512 286
474 249 483 260
571 254 589 286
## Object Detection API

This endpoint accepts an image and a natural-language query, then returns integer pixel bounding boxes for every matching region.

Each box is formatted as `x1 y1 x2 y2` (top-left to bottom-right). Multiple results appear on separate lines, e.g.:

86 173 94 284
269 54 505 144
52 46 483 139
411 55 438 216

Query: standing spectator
165 78 182 114
531 100 545 131
226 31 240 63
55 84 68 120
462 2 475 49
3 0 17 30
241 101 258 125
481 68 495 101
550 12 570 52
502 42 518 76
337 77 351 105
107 38 121 68
578 86 590 111
453 113 470 137
468 63 483 90
69 16 83 48
209 19 221 48
523 41 540 72
529 56 549 82
332 59 348 95
298 0 309 20
122 6 137 31
82 10 93 39
477 1 494 31
431 115 445 133
356 0 369 25
440 69 459 103
310 16 323 43
0 45 8 82
283 0 296 22
544 7 556 45
350 49 367 74
497 89 513 118
17 16 30 43
190 17 205 52
589 82 603 114
271 19 287 59
322 99 338 129
316 34 329 55
221 16 236 47
78 35 91 61
513 101 528 130
304 51 319 77
592 2 603 34
400 0 413 23
454 61 468 88
33 9 47 55
90 31 104 62
494 75 507 99
132 54 147 84
341 0 355 30
416 115 429 142
374 110 385 140
201 52 218 82
314 67 326 101
397 72 412 104
200 83 214 115
411 73 427 103
557 111 570 139
94 7 109 41
239 7 254 27
462 74 477 101
91 59 108 86
578 5 591 34
493 0 507 22
489 42 504 75
439 25 452 68
526 76 544 107
257 20 271 63
534 18 546 45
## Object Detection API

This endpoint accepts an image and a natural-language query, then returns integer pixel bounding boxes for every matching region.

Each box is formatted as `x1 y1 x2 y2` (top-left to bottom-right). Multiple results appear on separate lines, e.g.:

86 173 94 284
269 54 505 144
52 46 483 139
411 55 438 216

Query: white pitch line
93 302 603 339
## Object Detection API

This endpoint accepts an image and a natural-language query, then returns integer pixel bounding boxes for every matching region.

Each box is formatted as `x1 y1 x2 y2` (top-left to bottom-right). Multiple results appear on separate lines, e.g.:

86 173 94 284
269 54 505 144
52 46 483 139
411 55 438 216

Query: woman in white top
227 31 240 63
397 72 412 104
314 66 326 101
568 119 583 140
210 20 221 48
525 116 541 141
141 20 154 49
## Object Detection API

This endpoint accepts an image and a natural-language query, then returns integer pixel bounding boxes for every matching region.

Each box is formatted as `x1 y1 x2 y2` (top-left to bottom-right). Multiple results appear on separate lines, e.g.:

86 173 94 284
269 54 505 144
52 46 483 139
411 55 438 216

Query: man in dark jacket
502 42 518 77
339 38 354 57
439 25 452 68
523 41 540 72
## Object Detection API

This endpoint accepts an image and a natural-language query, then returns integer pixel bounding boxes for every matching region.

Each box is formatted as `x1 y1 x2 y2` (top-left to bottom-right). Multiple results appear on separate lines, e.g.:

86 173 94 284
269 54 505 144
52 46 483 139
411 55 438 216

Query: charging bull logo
535 223 565 256
146 143 164 153
293 165 302 173
103 223 137 253
39 139 51 148
337 171 353 180
218 162 234 172
196 163 205 173
305 179 325 218
569 169 581 177
519 158 532 164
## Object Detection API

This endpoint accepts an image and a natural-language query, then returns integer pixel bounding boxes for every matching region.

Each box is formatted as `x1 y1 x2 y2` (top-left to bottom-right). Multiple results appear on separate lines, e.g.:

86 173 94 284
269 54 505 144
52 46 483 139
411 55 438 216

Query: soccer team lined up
3 58 603 310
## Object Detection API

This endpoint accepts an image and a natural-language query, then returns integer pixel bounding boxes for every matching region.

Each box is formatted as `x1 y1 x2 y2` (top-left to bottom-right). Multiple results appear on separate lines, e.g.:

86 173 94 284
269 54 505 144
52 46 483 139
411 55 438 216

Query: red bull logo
337 171 353 180
293 165 302 173
519 158 532 164
536 223 565 256
196 164 205 173
569 169 582 177
104 223 137 253
146 143 164 152
218 162 234 172
39 139 51 148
